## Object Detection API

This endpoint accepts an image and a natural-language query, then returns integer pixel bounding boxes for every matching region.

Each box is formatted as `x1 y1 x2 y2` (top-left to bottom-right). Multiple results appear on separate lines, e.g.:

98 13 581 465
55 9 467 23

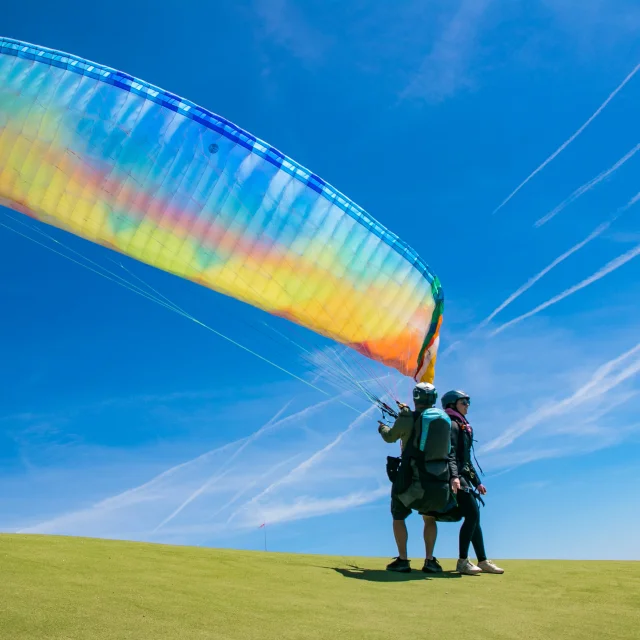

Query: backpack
392 408 453 514
409 407 452 461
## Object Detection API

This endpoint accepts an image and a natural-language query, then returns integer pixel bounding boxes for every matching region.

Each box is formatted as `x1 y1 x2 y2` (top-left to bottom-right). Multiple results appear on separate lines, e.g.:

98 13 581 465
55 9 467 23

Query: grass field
0 534 638 639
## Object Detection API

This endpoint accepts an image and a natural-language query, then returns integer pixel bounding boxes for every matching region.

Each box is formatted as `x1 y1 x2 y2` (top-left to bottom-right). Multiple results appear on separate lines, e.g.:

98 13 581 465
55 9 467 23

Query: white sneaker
478 560 504 574
456 558 482 575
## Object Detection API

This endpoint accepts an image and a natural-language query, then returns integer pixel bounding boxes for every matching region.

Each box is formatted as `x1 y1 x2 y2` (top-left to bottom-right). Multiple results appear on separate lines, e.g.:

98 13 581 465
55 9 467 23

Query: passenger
441 390 504 575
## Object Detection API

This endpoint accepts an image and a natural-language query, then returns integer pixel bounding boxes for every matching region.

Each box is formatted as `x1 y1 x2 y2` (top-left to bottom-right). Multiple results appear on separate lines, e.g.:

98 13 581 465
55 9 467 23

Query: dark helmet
413 382 438 407
441 389 470 409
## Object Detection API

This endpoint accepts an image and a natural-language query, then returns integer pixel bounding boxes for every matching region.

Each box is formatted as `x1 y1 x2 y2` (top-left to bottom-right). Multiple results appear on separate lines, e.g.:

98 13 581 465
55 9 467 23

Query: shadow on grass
330 566 463 583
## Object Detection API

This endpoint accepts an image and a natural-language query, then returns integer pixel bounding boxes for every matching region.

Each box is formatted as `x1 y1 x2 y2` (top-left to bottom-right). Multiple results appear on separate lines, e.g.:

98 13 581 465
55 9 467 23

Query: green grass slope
0 534 638 639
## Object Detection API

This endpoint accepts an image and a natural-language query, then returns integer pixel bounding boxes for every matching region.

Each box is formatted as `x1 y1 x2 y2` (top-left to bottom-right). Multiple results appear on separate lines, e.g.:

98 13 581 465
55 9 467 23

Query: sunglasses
459 399 471 406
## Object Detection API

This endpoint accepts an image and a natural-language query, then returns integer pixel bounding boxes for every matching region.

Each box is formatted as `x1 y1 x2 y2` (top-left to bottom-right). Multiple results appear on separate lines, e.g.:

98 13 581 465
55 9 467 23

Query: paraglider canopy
0 37 444 399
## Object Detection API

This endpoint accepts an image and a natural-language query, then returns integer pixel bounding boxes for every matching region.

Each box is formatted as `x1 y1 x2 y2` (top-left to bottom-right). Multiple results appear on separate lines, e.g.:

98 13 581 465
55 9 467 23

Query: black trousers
457 489 487 562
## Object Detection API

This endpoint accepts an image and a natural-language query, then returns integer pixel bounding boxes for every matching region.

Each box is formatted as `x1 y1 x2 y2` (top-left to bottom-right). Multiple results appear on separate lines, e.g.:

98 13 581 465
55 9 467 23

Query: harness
445 408 484 482
391 408 453 512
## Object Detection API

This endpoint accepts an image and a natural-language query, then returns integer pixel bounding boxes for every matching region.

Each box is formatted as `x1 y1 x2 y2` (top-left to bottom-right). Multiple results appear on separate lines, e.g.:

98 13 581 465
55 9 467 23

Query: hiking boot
422 557 443 573
478 560 504 574
456 558 482 575
386 557 411 573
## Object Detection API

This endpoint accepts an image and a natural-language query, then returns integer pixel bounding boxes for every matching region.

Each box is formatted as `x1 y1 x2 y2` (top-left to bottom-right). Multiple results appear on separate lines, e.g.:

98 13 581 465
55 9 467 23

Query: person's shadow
330 564 462 583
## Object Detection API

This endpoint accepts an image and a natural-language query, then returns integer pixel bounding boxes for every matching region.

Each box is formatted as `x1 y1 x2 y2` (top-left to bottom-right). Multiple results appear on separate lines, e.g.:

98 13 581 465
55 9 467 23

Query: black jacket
449 413 481 489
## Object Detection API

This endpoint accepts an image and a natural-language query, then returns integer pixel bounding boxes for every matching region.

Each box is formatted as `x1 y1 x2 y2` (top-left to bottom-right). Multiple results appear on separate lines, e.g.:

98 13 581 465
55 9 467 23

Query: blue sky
2 0 640 561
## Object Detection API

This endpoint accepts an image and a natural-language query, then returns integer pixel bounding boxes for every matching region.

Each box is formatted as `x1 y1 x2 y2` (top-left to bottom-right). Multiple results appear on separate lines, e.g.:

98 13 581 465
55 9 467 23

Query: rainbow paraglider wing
0 37 444 383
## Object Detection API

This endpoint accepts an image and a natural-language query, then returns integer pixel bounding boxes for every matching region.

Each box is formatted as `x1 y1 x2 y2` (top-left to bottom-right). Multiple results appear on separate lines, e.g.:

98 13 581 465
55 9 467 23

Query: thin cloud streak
535 143 640 227
227 405 376 525
14 367 386 540
491 242 640 335
626 190 640 208
151 402 291 533
482 341 640 452
478 222 610 331
251 488 389 528
493 61 640 214
152 397 336 533
17 438 245 534
442 190 640 358
399 0 493 103
444 191 640 358
253 0 328 64
477 188 640 332
207 453 302 521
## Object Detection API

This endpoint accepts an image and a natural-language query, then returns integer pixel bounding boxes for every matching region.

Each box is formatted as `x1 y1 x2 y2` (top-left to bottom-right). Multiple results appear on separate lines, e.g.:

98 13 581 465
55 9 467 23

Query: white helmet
413 382 437 407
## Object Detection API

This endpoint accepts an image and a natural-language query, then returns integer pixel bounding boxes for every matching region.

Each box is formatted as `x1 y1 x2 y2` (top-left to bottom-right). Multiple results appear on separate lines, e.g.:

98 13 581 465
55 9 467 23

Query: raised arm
378 408 413 444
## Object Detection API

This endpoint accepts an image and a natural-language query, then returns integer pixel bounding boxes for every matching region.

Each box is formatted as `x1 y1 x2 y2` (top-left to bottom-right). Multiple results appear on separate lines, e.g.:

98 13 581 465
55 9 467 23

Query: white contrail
493 61 640 214
491 242 640 336
227 405 376 524
152 396 337 533
623 189 640 210
442 193 640 357
476 189 640 333
535 143 640 227
151 402 293 533
16 438 246 534
244 487 389 528
482 342 640 452
477 222 610 331
207 453 303 520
